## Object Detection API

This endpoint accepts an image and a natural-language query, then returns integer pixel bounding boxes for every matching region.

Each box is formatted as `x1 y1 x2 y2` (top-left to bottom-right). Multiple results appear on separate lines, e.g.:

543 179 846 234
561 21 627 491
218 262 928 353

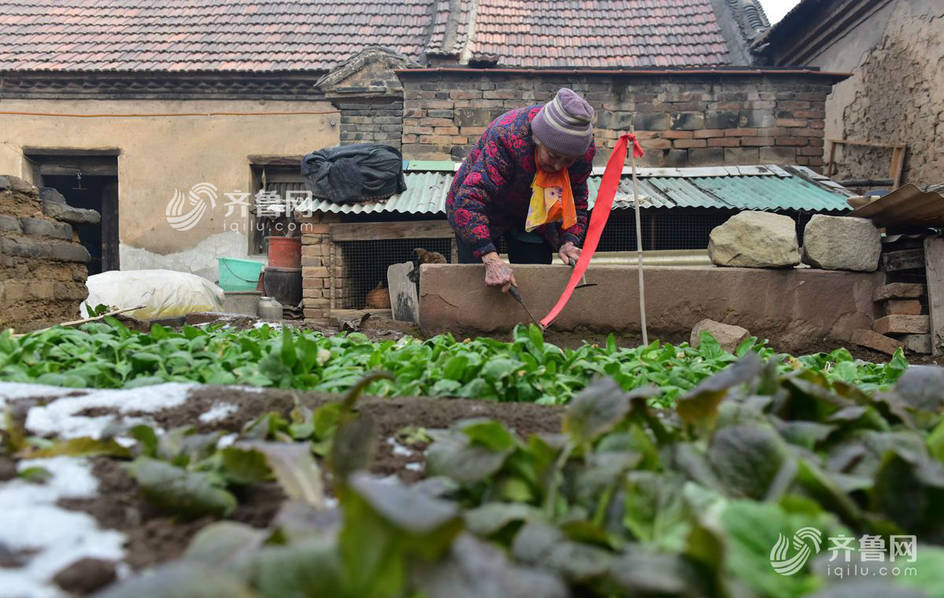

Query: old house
753 0 944 189
0 0 858 321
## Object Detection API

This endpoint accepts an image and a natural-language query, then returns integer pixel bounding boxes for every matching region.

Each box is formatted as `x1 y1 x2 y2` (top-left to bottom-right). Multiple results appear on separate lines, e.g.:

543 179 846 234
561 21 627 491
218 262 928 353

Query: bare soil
49 385 562 592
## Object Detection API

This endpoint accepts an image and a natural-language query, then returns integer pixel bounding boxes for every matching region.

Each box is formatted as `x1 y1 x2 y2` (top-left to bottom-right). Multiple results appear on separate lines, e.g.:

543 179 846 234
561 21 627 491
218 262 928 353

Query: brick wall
399 72 835 169
0 175 90 331
336 98 403 150
323 49 409 152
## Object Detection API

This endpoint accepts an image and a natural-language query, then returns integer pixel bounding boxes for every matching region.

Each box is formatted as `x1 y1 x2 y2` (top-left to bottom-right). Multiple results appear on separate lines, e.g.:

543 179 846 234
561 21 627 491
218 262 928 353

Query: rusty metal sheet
850 184 944 228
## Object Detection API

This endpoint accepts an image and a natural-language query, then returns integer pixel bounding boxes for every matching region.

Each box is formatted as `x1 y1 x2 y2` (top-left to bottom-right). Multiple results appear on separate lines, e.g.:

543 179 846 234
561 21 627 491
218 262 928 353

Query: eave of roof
395 67 851 82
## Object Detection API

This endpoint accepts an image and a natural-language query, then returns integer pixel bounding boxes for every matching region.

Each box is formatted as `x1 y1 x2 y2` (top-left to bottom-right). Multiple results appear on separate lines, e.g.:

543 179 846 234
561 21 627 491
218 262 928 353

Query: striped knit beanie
531 88 594 156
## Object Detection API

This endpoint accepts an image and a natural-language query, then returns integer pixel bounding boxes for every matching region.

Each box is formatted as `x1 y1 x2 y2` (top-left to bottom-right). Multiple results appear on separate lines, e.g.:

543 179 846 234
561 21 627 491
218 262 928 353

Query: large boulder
691 319 750 353
801 214 881 272
708 211 800 268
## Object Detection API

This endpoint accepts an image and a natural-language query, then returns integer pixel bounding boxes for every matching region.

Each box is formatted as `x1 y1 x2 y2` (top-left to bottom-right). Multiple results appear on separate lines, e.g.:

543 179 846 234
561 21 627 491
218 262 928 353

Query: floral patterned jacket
445 105 596 258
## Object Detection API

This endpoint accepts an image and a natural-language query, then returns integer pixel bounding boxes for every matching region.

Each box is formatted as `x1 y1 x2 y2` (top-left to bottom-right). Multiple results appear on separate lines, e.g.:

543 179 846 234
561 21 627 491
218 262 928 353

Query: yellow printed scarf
525 166 577 232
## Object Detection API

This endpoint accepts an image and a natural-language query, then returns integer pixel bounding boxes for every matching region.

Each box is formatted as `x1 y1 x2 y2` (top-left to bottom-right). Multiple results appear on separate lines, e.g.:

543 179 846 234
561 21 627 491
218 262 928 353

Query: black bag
300 143 407 205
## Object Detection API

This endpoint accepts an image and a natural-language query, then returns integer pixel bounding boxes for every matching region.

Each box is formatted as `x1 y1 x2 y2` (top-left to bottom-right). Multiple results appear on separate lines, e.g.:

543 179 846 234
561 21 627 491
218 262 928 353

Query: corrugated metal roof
293 164 852 216
850 184 944 228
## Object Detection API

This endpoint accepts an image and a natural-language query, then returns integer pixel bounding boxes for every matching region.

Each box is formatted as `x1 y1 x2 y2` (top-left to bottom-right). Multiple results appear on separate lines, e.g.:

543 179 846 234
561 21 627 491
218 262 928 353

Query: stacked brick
297 213 347 320
853 283 931 355
399 72 833 169
0 175 92 332
337 99 404 150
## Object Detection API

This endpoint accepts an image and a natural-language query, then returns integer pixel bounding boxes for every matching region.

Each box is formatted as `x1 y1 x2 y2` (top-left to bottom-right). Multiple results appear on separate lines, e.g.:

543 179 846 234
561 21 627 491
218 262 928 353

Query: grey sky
759 0 802 24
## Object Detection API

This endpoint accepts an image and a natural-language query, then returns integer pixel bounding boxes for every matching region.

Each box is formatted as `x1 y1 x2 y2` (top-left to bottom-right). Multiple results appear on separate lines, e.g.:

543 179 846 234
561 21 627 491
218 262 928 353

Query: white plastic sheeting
81 269 224 319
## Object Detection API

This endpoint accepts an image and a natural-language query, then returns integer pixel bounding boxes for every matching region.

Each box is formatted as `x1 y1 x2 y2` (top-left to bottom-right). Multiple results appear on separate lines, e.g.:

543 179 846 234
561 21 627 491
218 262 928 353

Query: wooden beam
826 140 837 178
101 180 120 271
827 138 906 150
37 162 118 177
23 147 120 157
248 155 306 167
925 237 944 356
329 220 453 242
889 146 905 189
881 248 925 272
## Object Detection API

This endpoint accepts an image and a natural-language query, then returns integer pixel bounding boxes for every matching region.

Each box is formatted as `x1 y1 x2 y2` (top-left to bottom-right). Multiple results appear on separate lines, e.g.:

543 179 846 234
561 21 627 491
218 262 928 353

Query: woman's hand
558 241 581 265
482 252 516 292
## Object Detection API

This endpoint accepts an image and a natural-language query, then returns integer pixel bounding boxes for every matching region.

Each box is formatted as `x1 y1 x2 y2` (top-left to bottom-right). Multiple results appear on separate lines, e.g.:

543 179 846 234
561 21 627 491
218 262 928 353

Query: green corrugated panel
588 178 666 209
300 170 450 214
647 177 736 209
691 175 850 212
403 160 458 172
298 169 850 215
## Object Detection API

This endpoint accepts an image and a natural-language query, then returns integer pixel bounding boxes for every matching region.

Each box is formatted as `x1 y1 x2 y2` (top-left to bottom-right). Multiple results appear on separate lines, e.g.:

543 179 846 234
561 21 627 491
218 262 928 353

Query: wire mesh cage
596 210 736 251
330 208 822 309
337 238 454 309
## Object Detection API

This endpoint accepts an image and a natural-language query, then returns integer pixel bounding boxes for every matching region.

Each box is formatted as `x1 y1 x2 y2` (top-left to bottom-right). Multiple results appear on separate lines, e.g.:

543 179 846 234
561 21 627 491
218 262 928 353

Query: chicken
408 248 447 288
365 281 390 309
414 248 447 265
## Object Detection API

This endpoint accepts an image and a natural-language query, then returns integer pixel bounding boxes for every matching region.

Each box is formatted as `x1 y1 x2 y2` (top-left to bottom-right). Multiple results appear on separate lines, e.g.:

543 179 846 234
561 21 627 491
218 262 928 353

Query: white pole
630 133 648 345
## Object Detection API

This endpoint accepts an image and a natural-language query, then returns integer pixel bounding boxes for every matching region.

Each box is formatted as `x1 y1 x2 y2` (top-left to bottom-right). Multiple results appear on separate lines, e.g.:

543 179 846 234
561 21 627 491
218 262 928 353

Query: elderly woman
446 88 596 292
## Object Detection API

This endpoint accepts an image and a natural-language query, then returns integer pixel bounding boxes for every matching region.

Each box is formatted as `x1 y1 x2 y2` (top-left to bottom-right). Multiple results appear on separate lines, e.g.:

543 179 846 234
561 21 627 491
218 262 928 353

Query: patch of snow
217 433 238 449
25 383 196 439
405 462 423 472
0 457 125 598
253 320 282 330
0 382 80 404
115 562 133 581
386 437 413 457
198 402 238 423
114 436 138 448
224 384 266 394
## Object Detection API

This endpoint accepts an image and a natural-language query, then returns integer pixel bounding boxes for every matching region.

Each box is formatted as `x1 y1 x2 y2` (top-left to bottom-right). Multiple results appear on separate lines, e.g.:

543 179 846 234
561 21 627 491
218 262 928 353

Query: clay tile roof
0 0 438 72
0 0 751 73
468 0 733 67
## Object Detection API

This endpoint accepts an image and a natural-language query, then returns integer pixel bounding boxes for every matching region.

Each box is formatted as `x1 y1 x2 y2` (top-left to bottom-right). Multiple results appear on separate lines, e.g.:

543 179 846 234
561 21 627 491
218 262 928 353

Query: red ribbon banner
540 133 644 327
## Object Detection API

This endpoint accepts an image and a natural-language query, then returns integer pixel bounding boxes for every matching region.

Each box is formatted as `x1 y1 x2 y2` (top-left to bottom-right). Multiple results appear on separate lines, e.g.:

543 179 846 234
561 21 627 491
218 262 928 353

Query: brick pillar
298 213 340 320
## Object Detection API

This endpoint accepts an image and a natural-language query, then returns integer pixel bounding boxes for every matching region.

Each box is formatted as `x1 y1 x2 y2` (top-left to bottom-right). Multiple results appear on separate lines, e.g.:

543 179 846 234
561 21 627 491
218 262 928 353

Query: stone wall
398 71 836 168
824 0 944 187
0 175 92 332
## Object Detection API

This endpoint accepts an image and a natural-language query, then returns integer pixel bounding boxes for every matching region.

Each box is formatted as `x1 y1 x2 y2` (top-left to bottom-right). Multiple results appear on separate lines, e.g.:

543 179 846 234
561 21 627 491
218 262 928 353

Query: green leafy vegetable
126 457 237 518
0 320 909 405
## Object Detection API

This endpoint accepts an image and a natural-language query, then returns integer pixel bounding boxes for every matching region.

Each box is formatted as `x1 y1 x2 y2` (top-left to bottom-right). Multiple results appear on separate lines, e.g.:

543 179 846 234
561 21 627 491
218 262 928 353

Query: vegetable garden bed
1 319 942 597
0 320 912 403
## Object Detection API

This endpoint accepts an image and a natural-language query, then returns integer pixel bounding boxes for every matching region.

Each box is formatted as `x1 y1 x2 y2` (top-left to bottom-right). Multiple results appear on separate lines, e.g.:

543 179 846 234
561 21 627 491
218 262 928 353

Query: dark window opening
251 163 306 255
25 151 119 275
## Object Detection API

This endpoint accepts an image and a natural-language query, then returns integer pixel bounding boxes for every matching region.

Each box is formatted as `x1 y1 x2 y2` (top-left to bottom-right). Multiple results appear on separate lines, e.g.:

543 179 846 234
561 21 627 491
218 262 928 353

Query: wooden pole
630 132 648 345
13 305 146 337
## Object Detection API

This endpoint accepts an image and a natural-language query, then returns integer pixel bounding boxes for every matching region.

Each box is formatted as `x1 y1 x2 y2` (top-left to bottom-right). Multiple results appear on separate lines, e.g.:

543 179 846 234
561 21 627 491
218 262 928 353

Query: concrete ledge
419 264 885 350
